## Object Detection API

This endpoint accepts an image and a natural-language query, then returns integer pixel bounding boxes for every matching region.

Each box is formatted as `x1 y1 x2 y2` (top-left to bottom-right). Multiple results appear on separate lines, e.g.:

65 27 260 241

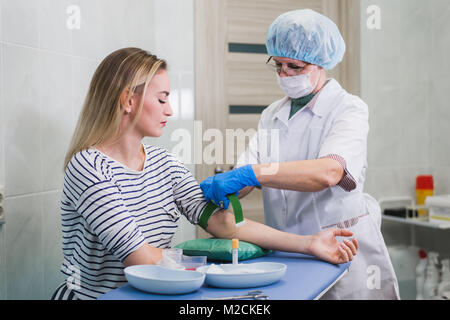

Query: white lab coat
237 79 400 300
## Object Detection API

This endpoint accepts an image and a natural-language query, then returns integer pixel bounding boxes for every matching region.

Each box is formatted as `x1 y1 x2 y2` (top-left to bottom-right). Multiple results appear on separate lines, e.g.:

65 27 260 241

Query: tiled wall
0 0 195 299
361 0 450 257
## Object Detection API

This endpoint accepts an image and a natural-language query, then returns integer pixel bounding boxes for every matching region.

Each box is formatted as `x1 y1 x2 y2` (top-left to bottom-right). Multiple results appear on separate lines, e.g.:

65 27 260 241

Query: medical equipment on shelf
425 195 450 223
416 250 428 300
423 252 440 300
438 259 450 297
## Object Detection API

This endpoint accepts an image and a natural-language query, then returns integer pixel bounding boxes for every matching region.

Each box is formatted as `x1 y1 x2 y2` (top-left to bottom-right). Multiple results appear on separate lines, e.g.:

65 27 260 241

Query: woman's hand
308 229 358 264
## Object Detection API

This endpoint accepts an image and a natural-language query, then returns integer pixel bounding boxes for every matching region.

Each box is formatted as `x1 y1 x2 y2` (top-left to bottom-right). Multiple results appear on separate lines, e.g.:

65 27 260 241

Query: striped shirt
59 144 208 300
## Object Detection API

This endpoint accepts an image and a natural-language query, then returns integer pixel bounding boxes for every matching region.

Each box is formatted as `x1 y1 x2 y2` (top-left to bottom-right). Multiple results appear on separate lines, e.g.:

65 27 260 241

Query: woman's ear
120 89 134 114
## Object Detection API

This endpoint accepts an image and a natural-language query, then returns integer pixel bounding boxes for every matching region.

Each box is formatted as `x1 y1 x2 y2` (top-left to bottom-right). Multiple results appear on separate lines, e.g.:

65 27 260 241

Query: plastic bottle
416 175 434 217
423 252 440 299
415 250 428 300
438 259 450 297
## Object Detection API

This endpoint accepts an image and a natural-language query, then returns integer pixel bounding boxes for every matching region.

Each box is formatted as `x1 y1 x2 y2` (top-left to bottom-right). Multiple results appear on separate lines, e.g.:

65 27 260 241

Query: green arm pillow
174 238 272 262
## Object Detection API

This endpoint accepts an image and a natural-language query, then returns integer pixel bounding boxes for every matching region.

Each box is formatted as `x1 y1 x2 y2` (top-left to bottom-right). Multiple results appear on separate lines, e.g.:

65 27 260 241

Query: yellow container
416 175 434 217
416 189 433 217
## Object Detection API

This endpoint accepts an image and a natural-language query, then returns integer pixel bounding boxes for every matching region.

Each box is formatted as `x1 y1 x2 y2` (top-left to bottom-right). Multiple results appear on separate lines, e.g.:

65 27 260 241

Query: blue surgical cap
266 9 346 70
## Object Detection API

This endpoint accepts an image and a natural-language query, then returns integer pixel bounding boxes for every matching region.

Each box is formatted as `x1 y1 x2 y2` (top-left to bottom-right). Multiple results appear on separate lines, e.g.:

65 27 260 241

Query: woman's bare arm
206 209 358 264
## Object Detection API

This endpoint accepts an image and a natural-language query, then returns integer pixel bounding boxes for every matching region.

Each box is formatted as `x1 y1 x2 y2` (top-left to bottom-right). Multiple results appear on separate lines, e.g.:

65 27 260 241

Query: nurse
200 9 400 300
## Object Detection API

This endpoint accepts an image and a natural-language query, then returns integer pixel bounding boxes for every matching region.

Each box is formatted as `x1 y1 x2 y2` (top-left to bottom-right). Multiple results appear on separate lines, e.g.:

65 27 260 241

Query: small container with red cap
416 175 434 217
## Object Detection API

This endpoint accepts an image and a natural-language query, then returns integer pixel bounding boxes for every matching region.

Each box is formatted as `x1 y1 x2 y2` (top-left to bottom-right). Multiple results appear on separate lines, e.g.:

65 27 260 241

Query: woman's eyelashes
158 99 166 104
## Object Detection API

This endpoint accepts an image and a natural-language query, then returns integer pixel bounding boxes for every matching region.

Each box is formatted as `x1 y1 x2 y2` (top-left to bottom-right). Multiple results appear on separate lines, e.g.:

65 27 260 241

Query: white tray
196 262 287 289
124 265 205 295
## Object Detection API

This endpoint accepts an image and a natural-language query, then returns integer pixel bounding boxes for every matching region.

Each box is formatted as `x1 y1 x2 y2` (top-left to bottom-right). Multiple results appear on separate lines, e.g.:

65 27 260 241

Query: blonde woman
51 47 359 300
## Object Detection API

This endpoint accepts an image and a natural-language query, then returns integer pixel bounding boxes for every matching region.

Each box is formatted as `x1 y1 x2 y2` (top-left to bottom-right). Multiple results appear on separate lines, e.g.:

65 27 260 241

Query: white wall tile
0 225 6 299
109 0 156 50
4 194 44 299
68 0 109 61
429 92 450 168
2 44 42 196
398 0 430 81
366 82 402 168
42 190 64 298
0 39 4 186
0 0 2 42
39 51 75 191
362 0 448 196
38 0 74 55
431 166 450 195
70 0 156 61
430 1 450 169
361 0 404 169
153 0 194 72
70 56 99 119
430 0 450 78
396 82 430 167
365 167 421 201
0 0 39 47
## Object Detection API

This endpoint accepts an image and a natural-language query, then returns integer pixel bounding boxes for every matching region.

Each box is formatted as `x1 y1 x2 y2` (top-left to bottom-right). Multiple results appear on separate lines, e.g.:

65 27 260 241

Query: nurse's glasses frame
265 56 307 76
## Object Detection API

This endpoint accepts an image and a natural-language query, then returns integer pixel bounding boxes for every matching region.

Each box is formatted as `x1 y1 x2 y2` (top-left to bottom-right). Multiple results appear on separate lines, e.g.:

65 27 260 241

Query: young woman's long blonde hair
64 47 167 171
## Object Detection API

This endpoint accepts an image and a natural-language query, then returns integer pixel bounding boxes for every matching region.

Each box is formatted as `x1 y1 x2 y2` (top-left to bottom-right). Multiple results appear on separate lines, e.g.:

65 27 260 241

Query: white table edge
313 267 348 300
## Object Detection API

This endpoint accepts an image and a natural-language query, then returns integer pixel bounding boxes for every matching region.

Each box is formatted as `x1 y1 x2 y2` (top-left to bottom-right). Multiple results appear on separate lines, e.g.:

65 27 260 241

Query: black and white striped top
60 144 208 300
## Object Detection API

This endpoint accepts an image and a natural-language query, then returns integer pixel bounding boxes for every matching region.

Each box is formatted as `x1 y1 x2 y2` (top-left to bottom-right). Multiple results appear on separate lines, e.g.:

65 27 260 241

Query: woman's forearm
252 158 343 192
237 218 314 254
206 210 313 255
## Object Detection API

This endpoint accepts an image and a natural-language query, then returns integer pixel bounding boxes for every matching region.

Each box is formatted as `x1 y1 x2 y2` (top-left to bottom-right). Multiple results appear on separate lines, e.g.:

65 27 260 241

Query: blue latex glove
200 165 261 209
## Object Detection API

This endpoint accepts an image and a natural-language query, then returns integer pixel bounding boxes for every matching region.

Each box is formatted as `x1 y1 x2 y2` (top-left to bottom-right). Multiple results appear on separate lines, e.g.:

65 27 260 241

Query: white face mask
277 72 319 99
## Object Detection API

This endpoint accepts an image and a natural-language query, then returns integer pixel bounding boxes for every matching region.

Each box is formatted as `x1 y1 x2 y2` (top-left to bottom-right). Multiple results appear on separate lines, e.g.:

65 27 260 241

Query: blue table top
98 251 350 300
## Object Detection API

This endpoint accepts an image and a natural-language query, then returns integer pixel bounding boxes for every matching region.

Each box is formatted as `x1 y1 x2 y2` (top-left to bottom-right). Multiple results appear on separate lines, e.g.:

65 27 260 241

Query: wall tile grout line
0 40 99 64
5 189 62 200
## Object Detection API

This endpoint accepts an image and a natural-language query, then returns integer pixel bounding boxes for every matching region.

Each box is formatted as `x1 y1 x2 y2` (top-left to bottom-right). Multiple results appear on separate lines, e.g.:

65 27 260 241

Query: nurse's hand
200 165 261 209
308 229 359 264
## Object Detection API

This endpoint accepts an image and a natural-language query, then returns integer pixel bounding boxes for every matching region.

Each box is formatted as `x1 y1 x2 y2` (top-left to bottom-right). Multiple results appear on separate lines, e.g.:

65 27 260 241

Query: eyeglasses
266 56 308 76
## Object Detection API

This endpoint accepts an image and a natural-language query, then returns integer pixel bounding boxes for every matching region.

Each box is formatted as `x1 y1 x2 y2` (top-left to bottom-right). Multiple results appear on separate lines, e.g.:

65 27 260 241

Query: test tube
232 238 239 265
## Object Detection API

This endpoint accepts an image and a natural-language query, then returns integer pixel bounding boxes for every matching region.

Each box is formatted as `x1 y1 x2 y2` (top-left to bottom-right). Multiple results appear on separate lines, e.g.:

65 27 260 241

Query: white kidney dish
124 265 205 294
196 262 287 288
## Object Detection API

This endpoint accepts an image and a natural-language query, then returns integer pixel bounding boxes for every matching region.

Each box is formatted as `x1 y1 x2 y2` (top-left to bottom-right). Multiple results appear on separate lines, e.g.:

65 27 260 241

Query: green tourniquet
198 194 244 230
198 201 219 230
289 92 316 119
228 194 244 225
